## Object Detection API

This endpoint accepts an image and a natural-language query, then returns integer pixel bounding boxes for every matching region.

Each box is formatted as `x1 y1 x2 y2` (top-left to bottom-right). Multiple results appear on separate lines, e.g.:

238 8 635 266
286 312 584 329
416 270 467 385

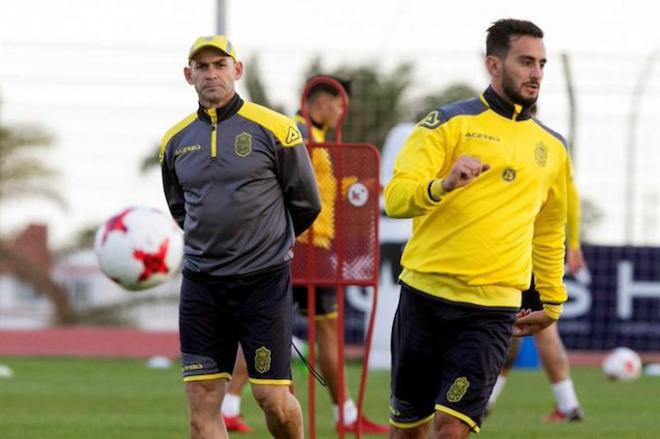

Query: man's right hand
441 155 490 192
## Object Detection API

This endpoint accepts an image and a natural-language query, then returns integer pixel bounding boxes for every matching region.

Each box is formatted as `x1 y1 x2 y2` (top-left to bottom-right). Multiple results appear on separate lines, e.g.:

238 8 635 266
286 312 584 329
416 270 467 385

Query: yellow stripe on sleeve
160 112 198 163
239 102 303 147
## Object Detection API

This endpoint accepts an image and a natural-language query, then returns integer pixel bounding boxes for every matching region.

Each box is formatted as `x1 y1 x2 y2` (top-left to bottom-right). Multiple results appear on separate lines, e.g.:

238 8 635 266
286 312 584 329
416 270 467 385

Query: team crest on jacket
235 132 252 157
502 168 516 182
535 142 548 167
446 376 470 402
254 346 272 373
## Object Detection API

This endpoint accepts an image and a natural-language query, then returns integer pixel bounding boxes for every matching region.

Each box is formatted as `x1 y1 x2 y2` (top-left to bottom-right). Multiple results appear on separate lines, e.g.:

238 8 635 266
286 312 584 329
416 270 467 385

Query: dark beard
502 73 538 107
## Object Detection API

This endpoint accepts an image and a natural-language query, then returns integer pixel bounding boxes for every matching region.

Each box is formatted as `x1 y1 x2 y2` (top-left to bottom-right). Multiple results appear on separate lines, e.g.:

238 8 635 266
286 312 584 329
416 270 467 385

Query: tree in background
0 124 66 209
244 56 284 113
139 141 160 175
412 83 479 121
0 93 75 324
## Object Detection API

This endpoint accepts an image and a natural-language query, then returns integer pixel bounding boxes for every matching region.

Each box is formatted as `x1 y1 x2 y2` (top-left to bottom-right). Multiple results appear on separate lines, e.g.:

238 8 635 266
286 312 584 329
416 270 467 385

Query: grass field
1 357 659 438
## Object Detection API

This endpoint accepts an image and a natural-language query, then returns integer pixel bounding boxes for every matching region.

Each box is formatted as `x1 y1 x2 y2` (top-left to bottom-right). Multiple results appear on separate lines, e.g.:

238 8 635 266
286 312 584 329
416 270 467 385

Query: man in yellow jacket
384 19 569 438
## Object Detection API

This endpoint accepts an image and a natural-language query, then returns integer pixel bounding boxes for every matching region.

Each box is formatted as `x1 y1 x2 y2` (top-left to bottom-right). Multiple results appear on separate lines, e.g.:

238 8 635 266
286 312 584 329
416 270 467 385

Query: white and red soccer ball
94 206 183 291
602 347 642 382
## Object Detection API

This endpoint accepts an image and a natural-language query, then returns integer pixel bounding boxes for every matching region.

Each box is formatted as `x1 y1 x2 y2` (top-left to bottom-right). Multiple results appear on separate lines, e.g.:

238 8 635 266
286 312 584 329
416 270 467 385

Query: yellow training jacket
384 87 569 319
293 113 356 249
293 113 334 249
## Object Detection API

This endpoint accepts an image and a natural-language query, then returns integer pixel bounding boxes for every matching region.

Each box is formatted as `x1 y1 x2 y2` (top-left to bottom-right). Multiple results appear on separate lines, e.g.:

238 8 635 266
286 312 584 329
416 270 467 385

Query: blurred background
0 0 659 346
1 1 659 437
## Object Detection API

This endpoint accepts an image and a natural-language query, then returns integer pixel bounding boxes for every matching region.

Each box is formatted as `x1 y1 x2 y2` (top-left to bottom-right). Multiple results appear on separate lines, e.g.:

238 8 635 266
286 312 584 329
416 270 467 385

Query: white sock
487 375 507 410
551 379 579 413
332 399 358 424
221 393 241 417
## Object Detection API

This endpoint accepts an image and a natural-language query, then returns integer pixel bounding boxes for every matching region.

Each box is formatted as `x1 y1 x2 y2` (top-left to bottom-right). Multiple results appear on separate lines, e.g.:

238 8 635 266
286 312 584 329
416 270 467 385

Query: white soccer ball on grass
94 206 183 291
602 347 642 382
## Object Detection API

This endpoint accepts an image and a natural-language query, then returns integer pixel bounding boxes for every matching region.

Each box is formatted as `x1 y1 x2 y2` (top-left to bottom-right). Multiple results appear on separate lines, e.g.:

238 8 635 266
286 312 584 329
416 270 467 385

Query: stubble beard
502 72 538 108
198 85 231 109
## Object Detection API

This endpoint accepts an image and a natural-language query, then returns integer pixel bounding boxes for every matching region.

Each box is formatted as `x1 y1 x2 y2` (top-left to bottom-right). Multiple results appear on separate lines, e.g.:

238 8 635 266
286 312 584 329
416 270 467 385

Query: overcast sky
1 0 659 247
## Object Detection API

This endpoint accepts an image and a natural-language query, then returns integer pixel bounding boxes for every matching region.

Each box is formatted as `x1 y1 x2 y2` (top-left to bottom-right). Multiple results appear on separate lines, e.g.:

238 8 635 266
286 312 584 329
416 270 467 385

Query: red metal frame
295 75 381 439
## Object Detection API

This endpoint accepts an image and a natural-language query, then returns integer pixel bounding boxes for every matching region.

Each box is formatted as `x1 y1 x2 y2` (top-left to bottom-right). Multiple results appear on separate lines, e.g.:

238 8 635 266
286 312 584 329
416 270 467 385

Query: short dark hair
306 75 352 102
486 19 544 58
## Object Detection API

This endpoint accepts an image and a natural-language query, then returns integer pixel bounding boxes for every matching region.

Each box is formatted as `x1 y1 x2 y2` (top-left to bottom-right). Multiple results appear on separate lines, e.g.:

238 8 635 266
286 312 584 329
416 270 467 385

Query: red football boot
223 414 254 433
544 406 585 423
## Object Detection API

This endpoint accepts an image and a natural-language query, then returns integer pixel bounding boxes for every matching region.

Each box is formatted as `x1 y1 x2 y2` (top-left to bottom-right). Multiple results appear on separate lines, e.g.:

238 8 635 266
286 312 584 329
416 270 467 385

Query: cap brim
189 45 235 61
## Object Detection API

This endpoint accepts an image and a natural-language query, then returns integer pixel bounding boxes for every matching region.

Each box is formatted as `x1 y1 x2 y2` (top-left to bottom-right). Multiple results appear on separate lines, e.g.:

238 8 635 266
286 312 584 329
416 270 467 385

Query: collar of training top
197 93 244 123
482 86 533 121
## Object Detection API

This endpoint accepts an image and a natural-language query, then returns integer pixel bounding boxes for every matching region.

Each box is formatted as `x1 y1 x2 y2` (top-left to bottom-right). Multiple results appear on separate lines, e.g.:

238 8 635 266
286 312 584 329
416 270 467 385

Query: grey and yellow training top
160 93 321 277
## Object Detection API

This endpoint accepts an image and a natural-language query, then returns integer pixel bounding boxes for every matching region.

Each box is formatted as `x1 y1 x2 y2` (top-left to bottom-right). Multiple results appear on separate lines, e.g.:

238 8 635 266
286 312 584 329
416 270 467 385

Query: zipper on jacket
513 103 522 121
208 108 218 159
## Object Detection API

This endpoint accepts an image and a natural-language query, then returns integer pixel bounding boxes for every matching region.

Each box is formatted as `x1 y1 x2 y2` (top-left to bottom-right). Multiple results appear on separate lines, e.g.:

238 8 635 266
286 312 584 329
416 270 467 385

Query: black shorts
179 265 293 385
390 283 516 432
521 277 543 311
292 285 338 319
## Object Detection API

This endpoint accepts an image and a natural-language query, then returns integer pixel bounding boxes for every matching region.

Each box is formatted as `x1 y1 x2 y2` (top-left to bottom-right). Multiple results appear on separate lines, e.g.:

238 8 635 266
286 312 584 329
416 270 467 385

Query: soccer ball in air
602 347 642 382
94 206 183 291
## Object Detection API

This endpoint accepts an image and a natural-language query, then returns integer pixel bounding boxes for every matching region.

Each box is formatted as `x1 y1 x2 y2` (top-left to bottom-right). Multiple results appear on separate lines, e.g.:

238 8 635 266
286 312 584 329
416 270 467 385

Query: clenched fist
442 155 490 192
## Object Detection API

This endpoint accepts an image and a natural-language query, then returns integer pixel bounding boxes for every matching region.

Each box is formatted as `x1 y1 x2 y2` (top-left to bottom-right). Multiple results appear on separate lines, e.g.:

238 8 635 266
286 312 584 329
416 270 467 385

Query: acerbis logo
174 144 201 157
465 132 501 143
182 363 204 371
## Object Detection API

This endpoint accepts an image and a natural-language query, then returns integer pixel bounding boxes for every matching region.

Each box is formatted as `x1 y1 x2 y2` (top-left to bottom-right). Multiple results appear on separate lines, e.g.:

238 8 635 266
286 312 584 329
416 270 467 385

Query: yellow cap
188 35 238 62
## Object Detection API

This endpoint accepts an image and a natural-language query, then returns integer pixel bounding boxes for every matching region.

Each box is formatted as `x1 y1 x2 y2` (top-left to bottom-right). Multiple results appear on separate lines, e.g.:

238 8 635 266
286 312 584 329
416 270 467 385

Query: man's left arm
532 152 570 321
514 160 569 337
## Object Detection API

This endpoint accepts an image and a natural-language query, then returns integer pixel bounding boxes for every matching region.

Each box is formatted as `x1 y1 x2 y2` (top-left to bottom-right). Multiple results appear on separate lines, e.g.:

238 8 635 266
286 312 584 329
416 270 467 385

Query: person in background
222 75 390 434
222 75 389 435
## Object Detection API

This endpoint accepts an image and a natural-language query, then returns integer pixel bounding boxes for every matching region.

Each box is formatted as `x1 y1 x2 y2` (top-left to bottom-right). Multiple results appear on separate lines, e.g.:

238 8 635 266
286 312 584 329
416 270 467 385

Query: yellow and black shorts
389 283 517 432
179 265 293 385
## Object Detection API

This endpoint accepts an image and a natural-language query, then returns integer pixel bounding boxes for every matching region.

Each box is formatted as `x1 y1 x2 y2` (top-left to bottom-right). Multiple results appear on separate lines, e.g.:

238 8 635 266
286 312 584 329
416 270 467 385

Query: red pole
356 145 381 439
356 285 379 439
337 285 346 438
307 284 317 439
